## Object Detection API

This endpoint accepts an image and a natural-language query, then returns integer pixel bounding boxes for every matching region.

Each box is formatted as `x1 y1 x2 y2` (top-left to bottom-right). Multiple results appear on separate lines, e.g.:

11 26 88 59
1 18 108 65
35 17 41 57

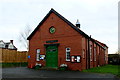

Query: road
1 67 119 80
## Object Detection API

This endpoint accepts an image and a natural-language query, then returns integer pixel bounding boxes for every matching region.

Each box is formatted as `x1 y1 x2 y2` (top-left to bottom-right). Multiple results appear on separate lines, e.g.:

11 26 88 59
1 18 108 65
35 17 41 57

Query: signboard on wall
71 56 80 63
28 55 30 59
40 55 45 60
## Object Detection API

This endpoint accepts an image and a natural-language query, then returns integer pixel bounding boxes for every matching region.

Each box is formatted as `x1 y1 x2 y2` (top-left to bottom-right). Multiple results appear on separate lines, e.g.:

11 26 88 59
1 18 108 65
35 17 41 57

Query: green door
46 45 58 68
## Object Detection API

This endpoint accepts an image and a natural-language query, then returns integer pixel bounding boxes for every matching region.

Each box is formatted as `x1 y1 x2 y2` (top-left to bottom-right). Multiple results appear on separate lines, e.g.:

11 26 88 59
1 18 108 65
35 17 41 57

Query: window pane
66 48 70 61
67 48 70 50
90 45 92 61
36 49 40 61
48 49 56 52
77 56 80 62
37 49 40 53
83 49 85 58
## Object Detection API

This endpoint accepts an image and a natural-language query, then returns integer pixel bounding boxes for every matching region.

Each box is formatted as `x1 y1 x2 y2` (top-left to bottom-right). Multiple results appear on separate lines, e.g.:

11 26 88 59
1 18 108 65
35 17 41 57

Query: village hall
27 8 108 71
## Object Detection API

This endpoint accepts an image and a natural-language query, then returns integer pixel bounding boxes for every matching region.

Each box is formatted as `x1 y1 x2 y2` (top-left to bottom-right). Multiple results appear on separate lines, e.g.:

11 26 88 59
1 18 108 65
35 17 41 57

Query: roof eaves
95 39 108 48
90 38 106 49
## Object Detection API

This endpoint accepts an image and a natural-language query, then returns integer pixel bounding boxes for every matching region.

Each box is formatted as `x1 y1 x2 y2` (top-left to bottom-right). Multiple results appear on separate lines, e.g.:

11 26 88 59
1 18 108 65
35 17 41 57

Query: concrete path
1 67 119 80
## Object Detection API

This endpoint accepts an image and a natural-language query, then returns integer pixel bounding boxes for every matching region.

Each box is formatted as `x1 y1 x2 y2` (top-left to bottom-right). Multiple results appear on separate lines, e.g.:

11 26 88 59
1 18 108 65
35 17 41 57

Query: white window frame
90 45 92 61
66 48 70 61
36 49 40 61
105 48 107 62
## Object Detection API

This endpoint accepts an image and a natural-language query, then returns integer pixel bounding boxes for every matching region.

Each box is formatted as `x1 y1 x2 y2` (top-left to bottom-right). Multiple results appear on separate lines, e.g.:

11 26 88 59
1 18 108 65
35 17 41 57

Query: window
66 48 70 61
103 49 106 61
77 56 80 62
90 45 92 61
0 42 5 48
8 43 14 49
49 26 56 34
105 50 108 62
94 47 96 61
105 49 107 61
48 49 56 52
82 49 85 58
36 49 40 61
98 47 100 55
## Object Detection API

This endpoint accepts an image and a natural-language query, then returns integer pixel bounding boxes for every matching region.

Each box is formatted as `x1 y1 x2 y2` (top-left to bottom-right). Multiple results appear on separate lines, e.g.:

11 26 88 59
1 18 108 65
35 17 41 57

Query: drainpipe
86 39 88 69
87 36 90 69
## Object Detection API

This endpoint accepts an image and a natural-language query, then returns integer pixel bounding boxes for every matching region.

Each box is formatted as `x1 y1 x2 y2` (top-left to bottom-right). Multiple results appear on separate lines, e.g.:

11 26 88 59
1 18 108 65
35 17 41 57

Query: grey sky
0 0 118 54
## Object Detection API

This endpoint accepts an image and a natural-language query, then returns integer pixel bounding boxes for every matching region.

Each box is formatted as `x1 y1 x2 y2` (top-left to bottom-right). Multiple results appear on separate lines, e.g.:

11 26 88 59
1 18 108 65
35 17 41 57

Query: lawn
82 64 120 77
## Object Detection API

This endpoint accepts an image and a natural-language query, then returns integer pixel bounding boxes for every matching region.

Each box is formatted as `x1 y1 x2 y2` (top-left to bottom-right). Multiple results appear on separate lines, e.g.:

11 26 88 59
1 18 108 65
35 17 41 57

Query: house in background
0 40 17 50
0 40 28 63
27 8 108 71
108 54 120 65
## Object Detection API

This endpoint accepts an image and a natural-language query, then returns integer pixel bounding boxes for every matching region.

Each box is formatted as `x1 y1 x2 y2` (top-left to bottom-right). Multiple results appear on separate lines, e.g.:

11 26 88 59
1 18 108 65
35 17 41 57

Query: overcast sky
0 0 119 54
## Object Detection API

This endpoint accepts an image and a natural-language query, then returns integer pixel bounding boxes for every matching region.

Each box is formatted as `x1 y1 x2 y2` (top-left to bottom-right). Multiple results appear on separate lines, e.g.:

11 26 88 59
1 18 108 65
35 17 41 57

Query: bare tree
19 25 32 51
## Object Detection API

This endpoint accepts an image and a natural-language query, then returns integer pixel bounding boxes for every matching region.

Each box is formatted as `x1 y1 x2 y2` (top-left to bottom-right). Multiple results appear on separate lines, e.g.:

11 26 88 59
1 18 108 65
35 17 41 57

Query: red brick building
27 8 108 71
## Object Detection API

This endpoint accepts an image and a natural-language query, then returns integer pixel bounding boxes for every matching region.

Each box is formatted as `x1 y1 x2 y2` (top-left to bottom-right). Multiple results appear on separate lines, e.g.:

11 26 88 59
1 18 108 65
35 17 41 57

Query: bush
59 64 68 71
34 64 42 70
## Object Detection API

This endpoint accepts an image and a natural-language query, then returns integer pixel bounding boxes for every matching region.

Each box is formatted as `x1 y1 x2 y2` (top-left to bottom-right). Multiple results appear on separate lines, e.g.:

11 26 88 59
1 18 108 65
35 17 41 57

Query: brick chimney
10 40 13 44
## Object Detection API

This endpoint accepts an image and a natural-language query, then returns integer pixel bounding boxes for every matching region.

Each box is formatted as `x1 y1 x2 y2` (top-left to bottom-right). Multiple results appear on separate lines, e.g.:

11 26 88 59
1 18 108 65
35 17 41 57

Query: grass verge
0 62 28 68
82 64 120 77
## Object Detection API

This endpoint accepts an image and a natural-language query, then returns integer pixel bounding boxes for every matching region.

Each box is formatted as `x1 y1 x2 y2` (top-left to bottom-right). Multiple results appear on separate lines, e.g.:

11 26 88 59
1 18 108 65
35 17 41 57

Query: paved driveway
1 67 119 80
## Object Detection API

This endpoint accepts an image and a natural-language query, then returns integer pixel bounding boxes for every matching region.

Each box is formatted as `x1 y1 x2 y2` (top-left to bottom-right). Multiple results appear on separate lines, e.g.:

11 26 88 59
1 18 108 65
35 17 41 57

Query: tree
19 25 32 51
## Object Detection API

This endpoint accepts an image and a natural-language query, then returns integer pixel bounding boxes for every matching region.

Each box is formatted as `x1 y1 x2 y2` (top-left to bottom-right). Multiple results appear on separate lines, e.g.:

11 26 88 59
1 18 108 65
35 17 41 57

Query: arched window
90 45 92 61
66 47 70 61
36 49 40 61
82 49 85 58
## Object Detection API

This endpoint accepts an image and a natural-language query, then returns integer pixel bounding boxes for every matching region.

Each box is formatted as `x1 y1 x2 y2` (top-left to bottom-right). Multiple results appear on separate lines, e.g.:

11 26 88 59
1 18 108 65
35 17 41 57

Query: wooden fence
0 48 28 63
